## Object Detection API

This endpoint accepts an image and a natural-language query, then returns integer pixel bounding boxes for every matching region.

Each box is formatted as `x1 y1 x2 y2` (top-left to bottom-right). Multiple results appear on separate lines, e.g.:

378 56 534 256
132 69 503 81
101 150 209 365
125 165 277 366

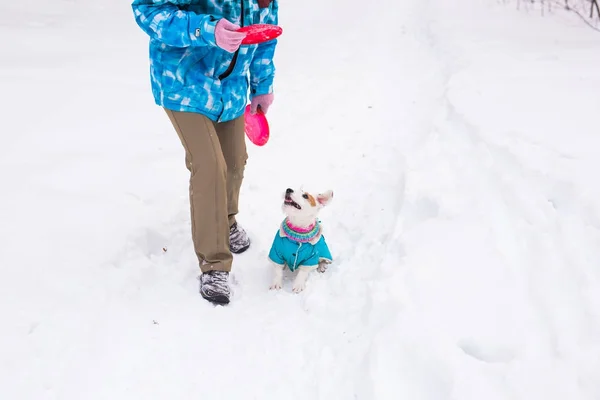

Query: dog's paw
292 282 306 293
270 281 282 290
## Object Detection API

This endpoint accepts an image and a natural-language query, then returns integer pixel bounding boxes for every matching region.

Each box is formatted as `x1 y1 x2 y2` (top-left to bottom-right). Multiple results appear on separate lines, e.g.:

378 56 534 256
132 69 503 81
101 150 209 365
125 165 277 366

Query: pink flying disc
244 105 270 146
238 24 283 45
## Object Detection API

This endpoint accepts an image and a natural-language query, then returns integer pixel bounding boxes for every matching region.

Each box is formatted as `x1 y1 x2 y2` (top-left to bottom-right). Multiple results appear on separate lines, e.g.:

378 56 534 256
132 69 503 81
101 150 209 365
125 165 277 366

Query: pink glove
215 19 246 53
250 93 274 114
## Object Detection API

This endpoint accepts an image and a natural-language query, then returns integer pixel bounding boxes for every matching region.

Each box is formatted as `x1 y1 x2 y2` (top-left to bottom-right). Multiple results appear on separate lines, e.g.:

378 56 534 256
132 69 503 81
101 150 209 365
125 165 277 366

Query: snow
1 0 600 398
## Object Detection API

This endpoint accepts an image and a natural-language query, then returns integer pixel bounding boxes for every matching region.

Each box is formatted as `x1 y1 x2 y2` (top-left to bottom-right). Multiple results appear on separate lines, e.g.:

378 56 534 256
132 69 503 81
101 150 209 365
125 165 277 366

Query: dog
268 187 333 293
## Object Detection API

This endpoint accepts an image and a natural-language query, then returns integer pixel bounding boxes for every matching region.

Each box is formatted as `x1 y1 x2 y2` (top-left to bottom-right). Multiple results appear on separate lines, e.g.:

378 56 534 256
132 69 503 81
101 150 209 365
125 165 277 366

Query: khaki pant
164 109 247 273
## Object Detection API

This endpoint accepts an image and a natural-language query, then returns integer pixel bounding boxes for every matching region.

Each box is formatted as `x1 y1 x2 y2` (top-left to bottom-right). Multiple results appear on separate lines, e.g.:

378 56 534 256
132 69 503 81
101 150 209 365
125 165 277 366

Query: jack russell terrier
268 187 333 292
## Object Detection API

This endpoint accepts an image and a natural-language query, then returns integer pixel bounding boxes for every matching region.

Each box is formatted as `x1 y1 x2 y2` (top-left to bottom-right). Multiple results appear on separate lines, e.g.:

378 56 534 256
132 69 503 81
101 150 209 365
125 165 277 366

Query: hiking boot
199 270 231 305
229 222 250 254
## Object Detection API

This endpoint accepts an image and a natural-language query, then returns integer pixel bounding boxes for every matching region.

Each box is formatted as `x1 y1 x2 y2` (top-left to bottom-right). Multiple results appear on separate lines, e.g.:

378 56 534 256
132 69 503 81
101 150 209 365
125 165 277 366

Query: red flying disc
238 24 283 45
244 105 270 146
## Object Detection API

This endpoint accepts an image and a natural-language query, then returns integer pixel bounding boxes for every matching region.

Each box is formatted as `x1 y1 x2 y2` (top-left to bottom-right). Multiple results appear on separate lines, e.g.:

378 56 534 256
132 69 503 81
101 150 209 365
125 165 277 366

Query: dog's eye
302 194 309 199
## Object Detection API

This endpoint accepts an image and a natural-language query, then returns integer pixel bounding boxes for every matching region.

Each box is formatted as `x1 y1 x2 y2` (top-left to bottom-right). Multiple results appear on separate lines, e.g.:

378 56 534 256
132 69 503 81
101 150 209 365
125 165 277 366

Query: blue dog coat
268 219 332 272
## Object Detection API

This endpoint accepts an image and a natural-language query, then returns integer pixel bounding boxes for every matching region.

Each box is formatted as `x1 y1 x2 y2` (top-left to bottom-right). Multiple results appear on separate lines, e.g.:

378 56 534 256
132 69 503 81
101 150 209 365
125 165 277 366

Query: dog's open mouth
284 196 301 210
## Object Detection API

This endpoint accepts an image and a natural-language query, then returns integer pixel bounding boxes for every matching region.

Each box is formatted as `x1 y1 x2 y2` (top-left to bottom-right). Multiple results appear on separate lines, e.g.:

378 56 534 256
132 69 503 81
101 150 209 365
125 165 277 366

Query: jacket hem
159 99 244 122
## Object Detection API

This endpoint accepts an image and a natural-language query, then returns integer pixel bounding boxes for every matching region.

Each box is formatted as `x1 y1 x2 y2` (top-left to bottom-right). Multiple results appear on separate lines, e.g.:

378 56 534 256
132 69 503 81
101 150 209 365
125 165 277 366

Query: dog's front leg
292 266 312 293
270 262 285 290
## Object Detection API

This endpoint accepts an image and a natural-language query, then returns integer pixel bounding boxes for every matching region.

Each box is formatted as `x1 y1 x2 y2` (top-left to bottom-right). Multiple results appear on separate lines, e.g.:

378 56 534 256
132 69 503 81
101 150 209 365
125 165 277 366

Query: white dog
268 187 333 292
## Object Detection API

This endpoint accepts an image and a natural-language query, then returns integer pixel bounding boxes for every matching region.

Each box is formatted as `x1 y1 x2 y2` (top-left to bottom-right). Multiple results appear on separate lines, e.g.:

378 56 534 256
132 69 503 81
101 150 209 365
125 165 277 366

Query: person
131 0 279 305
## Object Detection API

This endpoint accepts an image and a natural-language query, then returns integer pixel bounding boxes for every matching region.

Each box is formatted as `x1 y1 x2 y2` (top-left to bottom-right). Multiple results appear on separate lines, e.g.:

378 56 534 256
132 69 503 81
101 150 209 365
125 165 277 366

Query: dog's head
282 187 333 227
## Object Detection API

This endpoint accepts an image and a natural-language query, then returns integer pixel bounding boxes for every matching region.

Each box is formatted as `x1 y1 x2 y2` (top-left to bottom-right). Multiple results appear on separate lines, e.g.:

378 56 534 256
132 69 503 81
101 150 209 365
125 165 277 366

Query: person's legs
164 109 233 304
213 115 251 254
212 115 247 227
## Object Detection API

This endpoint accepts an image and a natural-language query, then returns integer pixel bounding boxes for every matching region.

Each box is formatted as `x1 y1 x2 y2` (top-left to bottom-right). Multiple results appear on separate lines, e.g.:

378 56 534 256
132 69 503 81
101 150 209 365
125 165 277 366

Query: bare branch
508 0 600 31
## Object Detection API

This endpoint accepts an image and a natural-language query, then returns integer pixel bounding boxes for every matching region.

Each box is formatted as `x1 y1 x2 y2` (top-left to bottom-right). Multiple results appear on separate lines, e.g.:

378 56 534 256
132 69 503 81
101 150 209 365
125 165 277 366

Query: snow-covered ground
2 0 600 398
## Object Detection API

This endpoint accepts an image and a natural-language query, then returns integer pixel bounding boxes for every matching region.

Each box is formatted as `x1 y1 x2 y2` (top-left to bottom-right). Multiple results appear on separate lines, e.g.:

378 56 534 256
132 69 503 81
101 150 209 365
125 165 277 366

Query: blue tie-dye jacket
131 0 278 122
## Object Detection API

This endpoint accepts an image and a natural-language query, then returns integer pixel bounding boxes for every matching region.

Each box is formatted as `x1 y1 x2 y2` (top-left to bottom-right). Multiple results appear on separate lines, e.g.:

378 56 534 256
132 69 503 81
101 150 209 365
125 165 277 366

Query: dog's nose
286 188 294 194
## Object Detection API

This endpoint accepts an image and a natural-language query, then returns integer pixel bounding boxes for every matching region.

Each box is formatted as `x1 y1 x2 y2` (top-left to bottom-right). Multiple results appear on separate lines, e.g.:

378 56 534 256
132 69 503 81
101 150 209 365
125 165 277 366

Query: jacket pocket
220 45 256 81
173 47 210 89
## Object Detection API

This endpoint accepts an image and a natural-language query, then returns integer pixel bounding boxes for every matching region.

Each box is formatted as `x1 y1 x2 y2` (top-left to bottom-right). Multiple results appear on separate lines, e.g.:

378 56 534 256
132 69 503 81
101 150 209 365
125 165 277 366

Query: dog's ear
317 190 333 207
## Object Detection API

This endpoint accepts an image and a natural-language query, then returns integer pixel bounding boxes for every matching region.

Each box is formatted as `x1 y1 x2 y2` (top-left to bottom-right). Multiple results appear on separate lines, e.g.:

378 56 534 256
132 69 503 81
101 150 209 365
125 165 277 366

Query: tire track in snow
443 99 600 397
376 0 600 398
433 4 600 396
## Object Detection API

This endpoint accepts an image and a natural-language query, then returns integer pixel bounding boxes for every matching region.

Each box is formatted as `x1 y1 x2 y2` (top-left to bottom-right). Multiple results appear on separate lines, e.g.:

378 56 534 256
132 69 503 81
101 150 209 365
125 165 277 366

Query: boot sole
201 291 230 305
